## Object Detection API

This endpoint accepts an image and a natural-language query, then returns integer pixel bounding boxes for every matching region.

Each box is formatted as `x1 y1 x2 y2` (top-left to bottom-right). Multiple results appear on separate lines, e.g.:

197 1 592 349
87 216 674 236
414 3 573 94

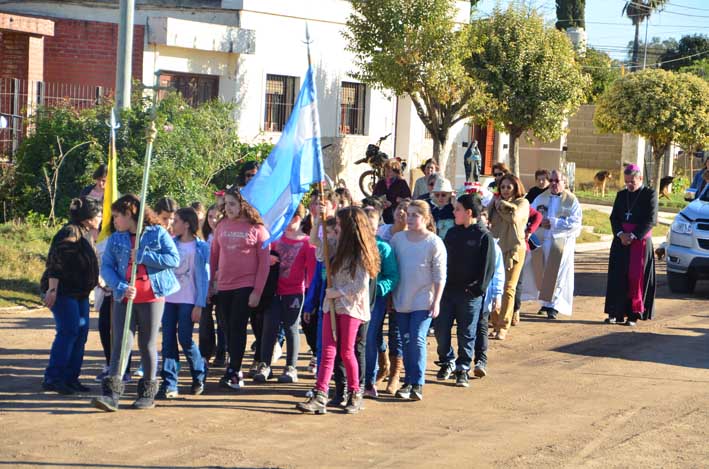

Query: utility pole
115 0 135 110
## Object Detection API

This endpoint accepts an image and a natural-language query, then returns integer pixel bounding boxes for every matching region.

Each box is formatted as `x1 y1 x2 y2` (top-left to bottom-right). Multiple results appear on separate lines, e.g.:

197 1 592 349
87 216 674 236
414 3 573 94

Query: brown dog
659 176 674 200
593 170 612 198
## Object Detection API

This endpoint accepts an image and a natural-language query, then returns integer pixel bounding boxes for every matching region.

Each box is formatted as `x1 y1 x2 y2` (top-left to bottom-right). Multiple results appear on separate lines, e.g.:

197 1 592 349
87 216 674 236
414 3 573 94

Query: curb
575 235 666 253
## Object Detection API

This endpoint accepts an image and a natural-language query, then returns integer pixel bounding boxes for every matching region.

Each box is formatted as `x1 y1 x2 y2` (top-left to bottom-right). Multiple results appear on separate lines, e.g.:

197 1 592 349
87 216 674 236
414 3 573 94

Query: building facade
1 0 503 196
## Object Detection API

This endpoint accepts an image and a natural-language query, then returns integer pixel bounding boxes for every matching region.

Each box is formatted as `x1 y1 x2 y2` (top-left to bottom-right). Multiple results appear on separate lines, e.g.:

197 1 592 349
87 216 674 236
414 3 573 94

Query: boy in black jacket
435 194 495 387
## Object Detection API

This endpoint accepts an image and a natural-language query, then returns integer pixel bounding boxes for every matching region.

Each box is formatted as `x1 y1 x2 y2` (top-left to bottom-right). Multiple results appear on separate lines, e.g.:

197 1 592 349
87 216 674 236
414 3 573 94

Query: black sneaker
603 317 617 324
411 384 424 401
455 370 469 388
67 380 91 393
625 320 637 327
41 380 74 395
436 362 455 381
395 384 412 400
191 381 205 395
547 309 559 320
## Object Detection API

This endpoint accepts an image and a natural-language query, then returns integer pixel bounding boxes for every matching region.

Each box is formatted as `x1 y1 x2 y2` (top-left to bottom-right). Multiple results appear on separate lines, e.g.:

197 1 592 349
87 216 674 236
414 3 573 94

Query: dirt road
1 252 708 468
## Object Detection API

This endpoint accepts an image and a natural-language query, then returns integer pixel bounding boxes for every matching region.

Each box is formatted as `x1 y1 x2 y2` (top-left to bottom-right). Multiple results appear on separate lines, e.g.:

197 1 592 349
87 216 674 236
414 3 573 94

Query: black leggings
218 288 253 374
198 298 227 361
97 298 131 373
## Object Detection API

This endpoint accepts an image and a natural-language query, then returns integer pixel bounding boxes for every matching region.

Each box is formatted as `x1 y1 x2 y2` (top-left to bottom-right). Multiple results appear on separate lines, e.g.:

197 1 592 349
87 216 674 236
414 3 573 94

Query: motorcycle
355 133 407 197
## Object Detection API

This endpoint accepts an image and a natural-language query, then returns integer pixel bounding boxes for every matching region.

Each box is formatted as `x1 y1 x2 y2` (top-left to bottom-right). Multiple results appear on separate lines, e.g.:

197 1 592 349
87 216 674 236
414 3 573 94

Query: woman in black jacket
42 197 101 395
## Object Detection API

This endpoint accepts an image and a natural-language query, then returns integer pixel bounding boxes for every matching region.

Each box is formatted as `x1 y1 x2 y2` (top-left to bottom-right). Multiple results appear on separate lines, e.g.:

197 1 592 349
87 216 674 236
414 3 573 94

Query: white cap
432 177 453 193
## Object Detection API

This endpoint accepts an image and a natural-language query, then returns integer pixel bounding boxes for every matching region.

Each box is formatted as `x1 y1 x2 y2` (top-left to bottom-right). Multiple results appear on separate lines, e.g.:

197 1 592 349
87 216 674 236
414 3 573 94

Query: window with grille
158 72 219 107
264 74 298 132
339 82 366 135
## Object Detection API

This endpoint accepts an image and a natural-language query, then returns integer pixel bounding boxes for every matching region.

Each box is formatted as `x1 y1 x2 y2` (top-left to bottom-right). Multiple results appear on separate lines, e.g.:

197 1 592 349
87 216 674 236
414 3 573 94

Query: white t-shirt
166 240 197 305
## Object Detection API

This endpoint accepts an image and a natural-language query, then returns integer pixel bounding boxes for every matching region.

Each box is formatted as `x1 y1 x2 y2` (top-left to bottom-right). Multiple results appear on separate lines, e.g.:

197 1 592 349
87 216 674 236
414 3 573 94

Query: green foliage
555 0 585 30
9 92 272 220
344 0 489 172
580 48 621 103
660 35 709 71
594 69 709 188
466 5 589 172
625 36 678 67
0 221 54 308
672 176 689 195
679 58 709 82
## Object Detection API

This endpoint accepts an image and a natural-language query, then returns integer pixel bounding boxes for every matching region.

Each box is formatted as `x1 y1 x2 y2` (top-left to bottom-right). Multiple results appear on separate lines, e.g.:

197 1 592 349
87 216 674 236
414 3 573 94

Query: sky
472 0 709 61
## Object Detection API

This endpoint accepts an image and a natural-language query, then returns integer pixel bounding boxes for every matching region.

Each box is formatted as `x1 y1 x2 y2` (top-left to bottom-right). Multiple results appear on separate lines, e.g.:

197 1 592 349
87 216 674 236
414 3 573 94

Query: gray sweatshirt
390 231 447 313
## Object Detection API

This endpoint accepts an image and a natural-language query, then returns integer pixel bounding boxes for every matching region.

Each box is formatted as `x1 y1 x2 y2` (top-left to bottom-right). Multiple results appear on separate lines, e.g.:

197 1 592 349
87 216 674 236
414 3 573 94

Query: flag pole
116 95 159 377
305 23 337 342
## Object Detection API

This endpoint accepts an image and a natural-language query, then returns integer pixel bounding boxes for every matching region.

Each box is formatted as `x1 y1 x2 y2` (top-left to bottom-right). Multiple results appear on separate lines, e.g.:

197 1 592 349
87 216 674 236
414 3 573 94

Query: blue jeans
388 311 404 358
161 302 206 390
45 295 90 385
364 295 387 386
397 310 432 386
436 291 482 371
475 303 490 367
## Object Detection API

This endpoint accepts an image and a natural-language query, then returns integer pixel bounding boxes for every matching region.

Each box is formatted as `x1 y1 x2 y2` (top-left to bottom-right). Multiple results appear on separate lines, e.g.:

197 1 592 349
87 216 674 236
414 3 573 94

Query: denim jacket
101 225 180 302
171 236 211 308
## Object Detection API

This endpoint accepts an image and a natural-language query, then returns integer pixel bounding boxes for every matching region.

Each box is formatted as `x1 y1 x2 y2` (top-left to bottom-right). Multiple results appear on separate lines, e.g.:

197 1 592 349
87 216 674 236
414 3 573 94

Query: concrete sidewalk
581 202 676 225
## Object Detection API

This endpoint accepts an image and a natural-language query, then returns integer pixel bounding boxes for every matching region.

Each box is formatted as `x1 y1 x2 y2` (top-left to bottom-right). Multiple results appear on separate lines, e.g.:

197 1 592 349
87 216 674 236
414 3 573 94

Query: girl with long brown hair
297 206 380 415
209 187 271 390
487 174 529 340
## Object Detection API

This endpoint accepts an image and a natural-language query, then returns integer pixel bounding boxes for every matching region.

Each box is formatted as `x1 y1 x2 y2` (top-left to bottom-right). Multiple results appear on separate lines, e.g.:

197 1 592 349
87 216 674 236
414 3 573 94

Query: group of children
44 158 520 415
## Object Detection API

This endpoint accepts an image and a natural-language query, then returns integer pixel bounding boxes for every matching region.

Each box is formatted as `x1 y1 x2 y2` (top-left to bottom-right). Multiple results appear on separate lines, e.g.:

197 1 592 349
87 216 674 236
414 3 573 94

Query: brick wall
0 31 30 79
44 18 144 88
566 104 623 172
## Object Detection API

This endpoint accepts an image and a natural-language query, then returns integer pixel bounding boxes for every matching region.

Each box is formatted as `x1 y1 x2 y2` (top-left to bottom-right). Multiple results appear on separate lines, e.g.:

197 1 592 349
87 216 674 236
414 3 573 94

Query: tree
625 36 677 68
11 92 271 220
556 0 585 30
679 58 709 82
660 34 709 71
344 0 489 176
466 6 589 175
580 48 621 103
622 0 667 71
594 69 709 192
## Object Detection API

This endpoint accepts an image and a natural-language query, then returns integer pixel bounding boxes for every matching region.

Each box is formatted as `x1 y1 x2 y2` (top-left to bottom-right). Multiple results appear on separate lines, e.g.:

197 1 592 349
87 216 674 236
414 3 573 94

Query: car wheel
667 270 696 294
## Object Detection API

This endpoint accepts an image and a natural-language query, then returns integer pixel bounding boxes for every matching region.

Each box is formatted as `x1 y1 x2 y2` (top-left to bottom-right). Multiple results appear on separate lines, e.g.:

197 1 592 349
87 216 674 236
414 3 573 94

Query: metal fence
0 78 111 160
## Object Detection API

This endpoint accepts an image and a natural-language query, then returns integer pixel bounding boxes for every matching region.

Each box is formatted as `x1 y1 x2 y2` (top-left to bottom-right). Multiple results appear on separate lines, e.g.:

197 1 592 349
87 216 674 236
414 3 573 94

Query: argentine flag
242 66 324 247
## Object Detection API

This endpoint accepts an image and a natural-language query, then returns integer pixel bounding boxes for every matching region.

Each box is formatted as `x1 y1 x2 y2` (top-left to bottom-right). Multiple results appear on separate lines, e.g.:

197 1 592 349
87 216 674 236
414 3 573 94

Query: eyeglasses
549 178 560 183
493 172 504 177
433 192 449 198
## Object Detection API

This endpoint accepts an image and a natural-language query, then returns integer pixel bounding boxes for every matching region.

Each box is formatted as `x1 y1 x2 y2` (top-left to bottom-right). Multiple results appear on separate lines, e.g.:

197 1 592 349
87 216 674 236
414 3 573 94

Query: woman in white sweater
390 200 447 401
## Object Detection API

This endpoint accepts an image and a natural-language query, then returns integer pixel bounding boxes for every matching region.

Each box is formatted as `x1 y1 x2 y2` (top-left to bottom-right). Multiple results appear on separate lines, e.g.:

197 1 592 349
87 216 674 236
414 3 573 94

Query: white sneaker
272 342 283 363
227 371 245 390
277 366 298 383
132 364 144 378
308 356 317 376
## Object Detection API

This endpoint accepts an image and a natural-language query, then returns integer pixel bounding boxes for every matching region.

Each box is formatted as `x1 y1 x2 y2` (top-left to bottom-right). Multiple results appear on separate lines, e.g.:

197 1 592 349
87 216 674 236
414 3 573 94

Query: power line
667 1 709 12
580 47 709 69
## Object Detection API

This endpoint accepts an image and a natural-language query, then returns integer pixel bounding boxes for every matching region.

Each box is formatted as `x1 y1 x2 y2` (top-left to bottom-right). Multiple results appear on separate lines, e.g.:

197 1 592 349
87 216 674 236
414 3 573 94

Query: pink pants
315 312 362 393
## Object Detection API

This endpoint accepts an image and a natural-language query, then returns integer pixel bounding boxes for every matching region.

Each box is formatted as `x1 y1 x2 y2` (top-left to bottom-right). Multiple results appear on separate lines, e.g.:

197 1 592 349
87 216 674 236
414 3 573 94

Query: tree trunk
653 147 665 195
631 22 640 70
432 135 455 182
508 128 523 177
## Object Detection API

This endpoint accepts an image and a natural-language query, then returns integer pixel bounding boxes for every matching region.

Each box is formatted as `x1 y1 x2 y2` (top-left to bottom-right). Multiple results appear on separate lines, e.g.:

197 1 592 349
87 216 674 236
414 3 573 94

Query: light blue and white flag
242 66 323 247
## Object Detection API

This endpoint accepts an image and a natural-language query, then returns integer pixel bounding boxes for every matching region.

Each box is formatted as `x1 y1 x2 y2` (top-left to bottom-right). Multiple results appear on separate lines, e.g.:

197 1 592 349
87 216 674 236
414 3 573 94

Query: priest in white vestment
521 170 582 318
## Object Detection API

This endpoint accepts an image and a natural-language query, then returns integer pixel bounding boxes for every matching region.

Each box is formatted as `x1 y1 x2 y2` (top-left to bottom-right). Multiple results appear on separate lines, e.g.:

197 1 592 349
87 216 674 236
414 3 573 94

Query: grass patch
0 222 54 308
576 230 602 243
582 209 669 238
575 189 687 211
